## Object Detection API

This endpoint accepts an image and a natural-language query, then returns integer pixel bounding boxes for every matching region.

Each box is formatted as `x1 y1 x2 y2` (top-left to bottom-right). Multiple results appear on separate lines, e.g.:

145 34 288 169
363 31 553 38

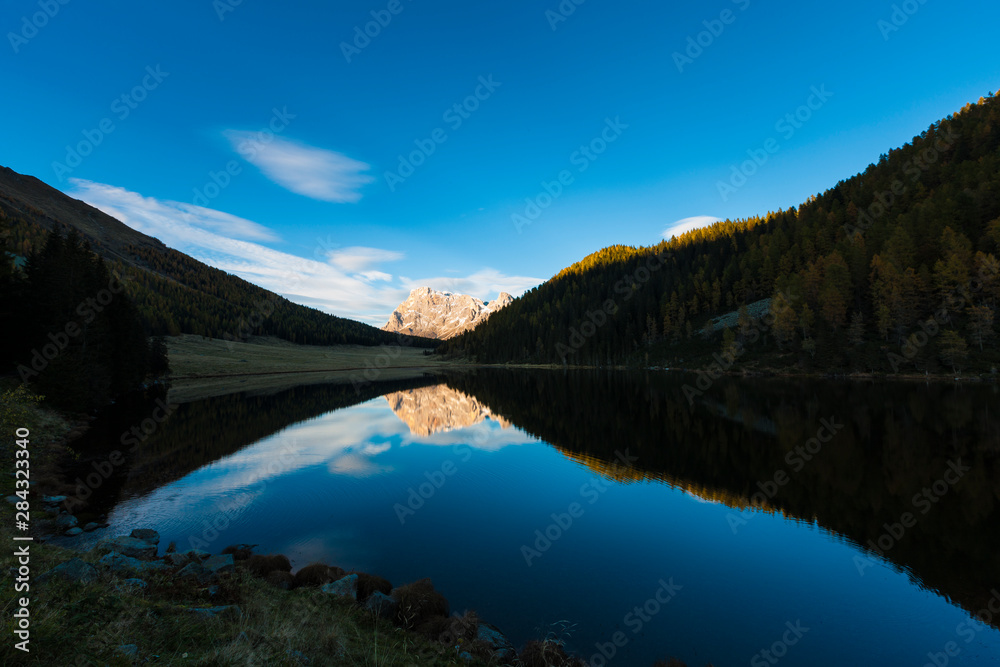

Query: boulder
203 554 234 576
99 552 169 576
165 553 190 567
321 573 358 601
64 527 83 536
477 621 516 662
175 562 215 584
5 495 20 505
116 578 148 592
36 558 98 585
130 528 160 545
82 522 102 532
165 541 177 553
42 495 67 504
98 536 157 560
364 591 398 619
54 514 78 529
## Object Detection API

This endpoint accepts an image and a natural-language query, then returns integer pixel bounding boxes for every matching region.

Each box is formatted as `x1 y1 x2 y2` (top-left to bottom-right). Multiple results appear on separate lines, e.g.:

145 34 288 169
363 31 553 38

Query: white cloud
662 215 722 240
67 179 542 325
327 246 404 272
224 132 374 203
66 180 279 244
401 268 541 301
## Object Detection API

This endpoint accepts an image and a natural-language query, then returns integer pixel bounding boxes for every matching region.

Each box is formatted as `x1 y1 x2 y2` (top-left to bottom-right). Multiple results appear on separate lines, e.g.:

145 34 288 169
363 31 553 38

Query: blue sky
3 0 998 324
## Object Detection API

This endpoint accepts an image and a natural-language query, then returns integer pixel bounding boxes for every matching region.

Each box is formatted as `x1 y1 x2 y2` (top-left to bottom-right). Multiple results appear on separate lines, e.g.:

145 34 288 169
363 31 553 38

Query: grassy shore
165 335 465 403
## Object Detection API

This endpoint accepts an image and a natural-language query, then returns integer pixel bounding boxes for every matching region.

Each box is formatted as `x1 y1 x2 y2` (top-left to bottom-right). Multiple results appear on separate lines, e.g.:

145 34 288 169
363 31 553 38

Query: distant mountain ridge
382 287 514 340
0 166 436 348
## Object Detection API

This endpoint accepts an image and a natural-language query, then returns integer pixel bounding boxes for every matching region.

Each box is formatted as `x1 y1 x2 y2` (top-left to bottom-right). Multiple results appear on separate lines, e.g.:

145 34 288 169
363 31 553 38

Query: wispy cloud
327 246 404 272
66 180 279 244
662 215 722 240
224 132 374 203
67 179 541 325
400 268 541 301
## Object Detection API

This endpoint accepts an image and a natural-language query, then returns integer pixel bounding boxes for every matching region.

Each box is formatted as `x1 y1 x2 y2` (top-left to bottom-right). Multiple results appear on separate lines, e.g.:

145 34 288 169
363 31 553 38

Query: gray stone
54 514 78 529
183 549 211 561
99 552 169 575
165 552 190 567
321 573 358 601
203 554 234 576
363 590 398 619
42 495 67 504
99 536 157 559
116 578 148 592
186 605 242 619
130 528 160 545
36 558 98 585
116 644 138 658
82 522 102 532
476 622 516 662
64 527 83 536
175 562 215 584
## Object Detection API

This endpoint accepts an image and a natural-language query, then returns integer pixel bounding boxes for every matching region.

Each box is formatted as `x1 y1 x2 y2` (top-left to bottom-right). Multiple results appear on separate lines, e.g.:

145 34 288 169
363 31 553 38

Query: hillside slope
0 168 434 348
442 91 1000 374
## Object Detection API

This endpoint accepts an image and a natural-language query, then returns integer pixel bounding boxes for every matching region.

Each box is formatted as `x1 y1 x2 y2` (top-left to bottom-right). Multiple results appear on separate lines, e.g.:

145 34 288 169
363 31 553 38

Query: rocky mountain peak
381 287 515 340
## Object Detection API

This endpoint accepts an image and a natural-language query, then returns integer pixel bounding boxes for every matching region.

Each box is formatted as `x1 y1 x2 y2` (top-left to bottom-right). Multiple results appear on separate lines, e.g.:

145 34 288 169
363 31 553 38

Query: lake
66 370 1000 666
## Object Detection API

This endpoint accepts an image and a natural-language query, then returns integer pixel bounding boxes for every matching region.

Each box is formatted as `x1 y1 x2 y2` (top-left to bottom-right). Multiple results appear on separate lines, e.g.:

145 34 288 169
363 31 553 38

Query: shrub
245 554 291 577
355 572 392 601
265 571 295 590
292 563 345 588
392 578 449 629
519 639 586 667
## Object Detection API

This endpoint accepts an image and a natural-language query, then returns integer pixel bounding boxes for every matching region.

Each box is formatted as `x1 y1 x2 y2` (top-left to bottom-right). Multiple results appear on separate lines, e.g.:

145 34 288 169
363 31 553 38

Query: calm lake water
70 371 1000 666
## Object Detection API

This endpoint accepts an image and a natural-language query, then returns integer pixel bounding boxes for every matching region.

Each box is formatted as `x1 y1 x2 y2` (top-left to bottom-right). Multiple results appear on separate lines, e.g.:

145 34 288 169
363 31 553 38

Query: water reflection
77 370 1000 666
384 384 512 435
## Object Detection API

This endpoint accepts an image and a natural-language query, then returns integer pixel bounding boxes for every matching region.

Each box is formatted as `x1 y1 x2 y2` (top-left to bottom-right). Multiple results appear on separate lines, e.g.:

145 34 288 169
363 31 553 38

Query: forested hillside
443 91 1000 374
0 230 168 410
0 168 435 349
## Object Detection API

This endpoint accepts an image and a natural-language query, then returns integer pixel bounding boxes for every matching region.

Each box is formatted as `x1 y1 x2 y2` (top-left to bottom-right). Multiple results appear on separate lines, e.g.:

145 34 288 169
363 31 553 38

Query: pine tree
938 330 969 373
847 311 866 346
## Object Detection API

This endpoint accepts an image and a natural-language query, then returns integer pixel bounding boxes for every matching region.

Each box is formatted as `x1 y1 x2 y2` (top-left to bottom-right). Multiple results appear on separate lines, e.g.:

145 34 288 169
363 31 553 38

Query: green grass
0 538 494 666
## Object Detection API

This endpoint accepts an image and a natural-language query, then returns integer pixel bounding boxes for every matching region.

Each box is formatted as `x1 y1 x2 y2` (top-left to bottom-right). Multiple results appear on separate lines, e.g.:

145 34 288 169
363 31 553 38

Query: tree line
0 230 168 411
442 91 1000 374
